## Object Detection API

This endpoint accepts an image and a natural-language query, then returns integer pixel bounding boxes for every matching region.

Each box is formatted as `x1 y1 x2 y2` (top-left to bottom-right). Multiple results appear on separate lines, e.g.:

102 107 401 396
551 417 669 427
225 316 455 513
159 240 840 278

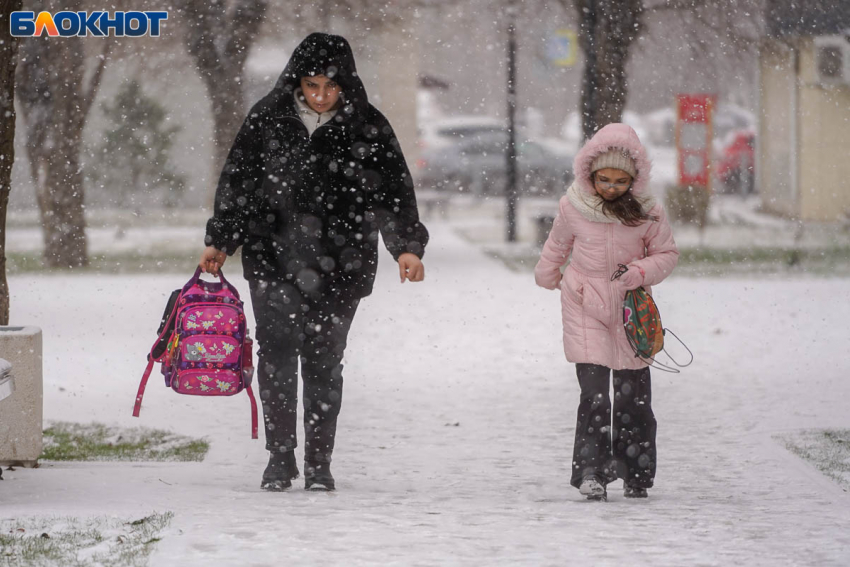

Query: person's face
593 168 633 200
300 75 341 113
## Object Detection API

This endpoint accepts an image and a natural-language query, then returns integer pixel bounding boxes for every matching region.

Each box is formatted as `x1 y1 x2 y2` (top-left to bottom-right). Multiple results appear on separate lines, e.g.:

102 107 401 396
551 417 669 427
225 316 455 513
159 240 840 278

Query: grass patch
5 251 209 276
41 422 208 463
0 512 173 567
486 246 850 277
777 429 850 491
674 246 850 275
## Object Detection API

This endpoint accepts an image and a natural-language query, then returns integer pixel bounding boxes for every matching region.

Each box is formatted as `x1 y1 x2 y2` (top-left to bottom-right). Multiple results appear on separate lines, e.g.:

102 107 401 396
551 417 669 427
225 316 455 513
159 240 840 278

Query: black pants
570 363 657 489
249 278 360 464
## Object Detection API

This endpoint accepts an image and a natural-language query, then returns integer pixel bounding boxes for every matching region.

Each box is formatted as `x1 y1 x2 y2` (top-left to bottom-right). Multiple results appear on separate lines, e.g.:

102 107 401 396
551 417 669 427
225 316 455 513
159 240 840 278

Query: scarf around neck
566 183 656 224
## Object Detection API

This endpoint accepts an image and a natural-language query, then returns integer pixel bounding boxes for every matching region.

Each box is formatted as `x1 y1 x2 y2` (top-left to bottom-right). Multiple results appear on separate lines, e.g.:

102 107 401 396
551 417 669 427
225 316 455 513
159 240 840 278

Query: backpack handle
184 266 240 299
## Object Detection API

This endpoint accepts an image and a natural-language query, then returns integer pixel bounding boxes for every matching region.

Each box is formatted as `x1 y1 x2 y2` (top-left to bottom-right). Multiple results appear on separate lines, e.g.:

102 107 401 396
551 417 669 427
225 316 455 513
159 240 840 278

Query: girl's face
593 168 633 201
300 75 342 113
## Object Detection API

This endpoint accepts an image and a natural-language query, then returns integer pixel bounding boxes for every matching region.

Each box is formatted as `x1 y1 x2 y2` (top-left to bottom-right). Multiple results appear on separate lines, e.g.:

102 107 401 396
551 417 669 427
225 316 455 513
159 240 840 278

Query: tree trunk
15 3 109 269
180 0 268 205
17 39 87 267
209 85 248 190
577 0 643 141
0 0 23 324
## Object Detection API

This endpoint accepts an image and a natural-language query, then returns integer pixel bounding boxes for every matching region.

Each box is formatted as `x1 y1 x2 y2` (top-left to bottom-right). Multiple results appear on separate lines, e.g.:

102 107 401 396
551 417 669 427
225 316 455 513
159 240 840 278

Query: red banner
676 94 716 188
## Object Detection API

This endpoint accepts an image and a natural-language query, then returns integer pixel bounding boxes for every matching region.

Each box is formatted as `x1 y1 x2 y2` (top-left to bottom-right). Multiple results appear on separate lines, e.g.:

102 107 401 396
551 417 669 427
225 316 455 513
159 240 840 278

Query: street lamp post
505 0 519 242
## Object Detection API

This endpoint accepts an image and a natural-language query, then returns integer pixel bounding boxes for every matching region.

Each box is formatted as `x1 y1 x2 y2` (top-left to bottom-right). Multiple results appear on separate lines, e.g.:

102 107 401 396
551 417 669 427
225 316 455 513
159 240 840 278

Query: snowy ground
3 221 850 566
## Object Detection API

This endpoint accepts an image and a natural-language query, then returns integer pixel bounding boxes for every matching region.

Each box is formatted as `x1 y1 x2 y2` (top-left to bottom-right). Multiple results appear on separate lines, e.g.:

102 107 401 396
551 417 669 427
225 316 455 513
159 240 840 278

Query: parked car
716 129 755 195
418 115 508 152
416 134 573 196
712 103 756 143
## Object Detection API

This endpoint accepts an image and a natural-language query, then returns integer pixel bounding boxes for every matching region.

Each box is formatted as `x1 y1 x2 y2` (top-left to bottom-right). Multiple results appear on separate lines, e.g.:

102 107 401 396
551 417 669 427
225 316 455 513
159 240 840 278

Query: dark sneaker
261 451 299 492
304 461 335 491
579 476 607 501
260 478 292 491
624 485 648 498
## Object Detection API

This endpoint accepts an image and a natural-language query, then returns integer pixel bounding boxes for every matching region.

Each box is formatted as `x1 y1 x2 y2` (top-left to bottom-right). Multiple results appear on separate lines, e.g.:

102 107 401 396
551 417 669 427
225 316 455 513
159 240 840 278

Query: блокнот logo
10 11 168 37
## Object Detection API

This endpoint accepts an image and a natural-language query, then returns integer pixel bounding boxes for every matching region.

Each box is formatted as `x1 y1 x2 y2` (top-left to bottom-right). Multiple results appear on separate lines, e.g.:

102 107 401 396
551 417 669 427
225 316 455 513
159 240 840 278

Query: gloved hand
616 265 644 290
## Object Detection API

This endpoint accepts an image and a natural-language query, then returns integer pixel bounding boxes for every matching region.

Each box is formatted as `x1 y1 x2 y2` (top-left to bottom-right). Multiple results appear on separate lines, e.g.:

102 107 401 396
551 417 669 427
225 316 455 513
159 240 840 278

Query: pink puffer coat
535 124 679 370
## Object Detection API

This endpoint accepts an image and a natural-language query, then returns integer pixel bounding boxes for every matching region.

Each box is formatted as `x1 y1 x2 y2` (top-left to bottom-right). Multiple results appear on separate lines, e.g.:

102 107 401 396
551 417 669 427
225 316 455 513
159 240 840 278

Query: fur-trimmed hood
573 123 653 197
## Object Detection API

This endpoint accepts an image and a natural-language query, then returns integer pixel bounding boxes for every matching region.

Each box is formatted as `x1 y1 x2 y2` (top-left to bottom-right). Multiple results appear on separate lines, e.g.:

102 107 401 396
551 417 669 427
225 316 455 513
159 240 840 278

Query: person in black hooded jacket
199 33 429 491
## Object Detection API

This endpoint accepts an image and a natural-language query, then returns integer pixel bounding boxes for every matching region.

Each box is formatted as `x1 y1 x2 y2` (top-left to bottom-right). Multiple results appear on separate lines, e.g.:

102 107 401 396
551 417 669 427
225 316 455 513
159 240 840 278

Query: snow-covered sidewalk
3 222 850 566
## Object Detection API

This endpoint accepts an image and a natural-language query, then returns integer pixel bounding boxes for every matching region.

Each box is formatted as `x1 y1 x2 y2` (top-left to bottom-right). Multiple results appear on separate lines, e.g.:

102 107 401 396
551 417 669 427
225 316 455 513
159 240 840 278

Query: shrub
665 184 710 228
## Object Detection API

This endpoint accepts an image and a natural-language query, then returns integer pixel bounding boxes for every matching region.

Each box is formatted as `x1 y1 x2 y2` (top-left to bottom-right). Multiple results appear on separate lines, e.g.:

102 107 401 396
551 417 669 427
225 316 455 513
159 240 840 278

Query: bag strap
134 287 184 417
184 266 240 299
660 329 694 368
151 290 181 360
625 328 694 374
132 357 156 417
246 384 258 439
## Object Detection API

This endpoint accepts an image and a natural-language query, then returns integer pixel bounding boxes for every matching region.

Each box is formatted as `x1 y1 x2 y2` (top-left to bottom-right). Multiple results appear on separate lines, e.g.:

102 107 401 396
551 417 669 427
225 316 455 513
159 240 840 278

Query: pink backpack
132 268 258 438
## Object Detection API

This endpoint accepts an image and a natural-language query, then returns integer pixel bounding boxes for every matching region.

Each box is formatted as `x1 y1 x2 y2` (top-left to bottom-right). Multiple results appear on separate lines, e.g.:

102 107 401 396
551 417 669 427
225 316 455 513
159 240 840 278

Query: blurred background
2 4 850 558
1 0 849 287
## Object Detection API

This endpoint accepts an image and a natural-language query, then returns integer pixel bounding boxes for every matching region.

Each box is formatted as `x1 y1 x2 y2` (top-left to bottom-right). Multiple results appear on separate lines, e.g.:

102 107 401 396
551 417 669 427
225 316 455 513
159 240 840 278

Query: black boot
624 484 649 498
261 450 299 491
304 461 335 491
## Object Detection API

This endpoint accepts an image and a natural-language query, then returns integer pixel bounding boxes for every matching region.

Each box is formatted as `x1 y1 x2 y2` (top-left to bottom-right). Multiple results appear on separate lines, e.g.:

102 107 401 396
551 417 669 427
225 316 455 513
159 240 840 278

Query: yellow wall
758 38 798 218
797 38 850 221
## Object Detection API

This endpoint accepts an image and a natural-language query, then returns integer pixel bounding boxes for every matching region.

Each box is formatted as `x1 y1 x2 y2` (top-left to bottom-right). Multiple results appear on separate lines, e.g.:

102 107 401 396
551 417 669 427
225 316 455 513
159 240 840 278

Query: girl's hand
616 265 644 290
398 253 425 283
200 246 226 277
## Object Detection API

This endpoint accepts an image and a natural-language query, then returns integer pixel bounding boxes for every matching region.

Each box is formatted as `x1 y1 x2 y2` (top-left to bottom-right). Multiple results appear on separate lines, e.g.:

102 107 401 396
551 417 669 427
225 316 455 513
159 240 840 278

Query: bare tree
177 0 268 199
646 0 762 55
576 0 644 141
551 0 761 141
0 0 23 323
15 0 110 269
283 0 407 30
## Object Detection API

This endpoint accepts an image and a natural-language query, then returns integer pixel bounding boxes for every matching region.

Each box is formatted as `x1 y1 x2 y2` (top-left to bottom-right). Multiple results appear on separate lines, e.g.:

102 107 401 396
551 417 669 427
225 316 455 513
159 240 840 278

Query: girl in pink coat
535 123 679 501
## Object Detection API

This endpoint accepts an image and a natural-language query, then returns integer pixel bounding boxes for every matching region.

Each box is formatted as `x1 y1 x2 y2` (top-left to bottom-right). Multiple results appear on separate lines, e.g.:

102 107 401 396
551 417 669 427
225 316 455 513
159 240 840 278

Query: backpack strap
246 383 259 439
133 289 183 417
132 356 156 417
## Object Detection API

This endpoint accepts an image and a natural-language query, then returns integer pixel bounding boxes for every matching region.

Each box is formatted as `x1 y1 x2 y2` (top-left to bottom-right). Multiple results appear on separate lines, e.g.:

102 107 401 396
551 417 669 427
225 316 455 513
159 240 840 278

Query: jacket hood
271 33 369 117
573 123 652 197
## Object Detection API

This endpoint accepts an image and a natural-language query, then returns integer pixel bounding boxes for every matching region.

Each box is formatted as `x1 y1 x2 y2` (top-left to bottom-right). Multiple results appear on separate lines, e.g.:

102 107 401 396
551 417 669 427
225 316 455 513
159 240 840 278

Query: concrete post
0 326 43 467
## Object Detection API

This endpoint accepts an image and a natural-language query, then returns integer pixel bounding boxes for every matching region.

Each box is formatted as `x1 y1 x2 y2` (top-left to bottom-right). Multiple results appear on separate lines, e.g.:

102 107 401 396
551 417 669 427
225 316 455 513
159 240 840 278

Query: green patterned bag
622 287 665 359
611 264 693 372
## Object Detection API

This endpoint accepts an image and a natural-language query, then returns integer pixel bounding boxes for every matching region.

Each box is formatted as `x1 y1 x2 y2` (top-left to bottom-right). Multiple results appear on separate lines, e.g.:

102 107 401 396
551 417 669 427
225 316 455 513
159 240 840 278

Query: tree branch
689 7 759 48
182 0 223 87
81 41 112 120
225 0 268 73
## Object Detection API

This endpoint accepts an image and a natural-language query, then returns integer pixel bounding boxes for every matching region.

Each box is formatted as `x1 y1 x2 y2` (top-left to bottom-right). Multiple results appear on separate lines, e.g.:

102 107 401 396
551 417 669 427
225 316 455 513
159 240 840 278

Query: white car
418 115 508 152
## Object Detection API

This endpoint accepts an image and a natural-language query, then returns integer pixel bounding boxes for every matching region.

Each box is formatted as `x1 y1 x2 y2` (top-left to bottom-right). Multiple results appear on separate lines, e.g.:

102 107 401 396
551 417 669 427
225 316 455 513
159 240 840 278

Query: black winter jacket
205 33 429 299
